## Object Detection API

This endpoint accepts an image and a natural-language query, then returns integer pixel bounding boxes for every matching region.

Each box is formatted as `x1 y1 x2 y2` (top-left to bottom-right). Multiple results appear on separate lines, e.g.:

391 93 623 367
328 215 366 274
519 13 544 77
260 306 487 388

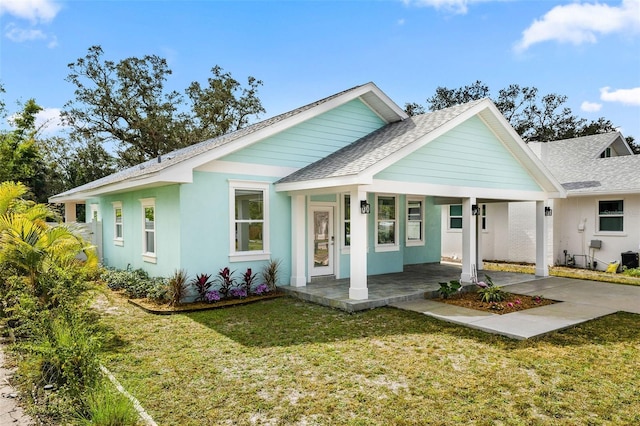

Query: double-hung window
140 198 156 263
376 195 398 251
406 197 424 246
598 200 624 232
112 201 124 246
449 204 463 229
229 181 270 261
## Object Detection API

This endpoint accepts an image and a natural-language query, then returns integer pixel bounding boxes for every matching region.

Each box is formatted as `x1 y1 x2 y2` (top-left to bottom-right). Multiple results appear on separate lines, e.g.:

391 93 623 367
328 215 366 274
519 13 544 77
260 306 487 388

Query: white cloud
0 0 61 23
36 107 67 135
397 18 406 26
4 23 57 47
600 86 640 106
402 0 490 15
515 0 640 52
581 101 602 112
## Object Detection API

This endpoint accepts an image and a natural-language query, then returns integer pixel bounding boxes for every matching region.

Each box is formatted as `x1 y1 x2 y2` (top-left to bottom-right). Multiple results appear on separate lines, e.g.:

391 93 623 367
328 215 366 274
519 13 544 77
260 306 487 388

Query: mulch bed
437 291 556 315
128 292 285 315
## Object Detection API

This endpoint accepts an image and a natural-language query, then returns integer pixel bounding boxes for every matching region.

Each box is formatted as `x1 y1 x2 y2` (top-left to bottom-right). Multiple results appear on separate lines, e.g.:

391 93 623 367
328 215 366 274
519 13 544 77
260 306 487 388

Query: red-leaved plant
216 267 235 299
191 273 213 302
241 268 257 294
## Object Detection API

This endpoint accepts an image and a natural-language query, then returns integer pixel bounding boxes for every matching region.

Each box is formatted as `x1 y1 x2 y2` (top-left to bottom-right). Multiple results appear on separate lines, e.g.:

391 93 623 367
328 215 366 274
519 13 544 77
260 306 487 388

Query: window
376 195 398 251
598 200 623 232
600 148 612 158
406 197 424 246
140 198 156 263
343 194 351 247
449 204 462 229
112 201 123 246
481 204 487 231
229 181 270 261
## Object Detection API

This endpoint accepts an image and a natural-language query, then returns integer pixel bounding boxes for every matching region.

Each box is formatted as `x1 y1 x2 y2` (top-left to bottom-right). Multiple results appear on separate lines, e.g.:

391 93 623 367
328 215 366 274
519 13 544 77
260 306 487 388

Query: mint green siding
375 116 542 191
96 185 181 277
338 195 441 278
221 99 386 168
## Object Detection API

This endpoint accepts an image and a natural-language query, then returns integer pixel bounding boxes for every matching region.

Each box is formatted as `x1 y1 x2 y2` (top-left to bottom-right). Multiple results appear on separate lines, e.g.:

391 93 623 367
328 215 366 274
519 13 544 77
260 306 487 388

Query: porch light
471 204 480 216
360 200 371 214
545 206 552 216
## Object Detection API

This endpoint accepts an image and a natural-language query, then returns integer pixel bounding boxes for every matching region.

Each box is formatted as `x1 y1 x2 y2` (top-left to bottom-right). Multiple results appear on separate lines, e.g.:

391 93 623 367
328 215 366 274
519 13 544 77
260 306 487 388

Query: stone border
127 292 285 315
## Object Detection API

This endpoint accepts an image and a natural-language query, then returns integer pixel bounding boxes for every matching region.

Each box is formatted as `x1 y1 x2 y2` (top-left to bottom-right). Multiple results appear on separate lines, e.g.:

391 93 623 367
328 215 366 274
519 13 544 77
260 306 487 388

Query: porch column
349 187 368 300
290 194 307 287
460 197 477 283
64 202 77 223
535 200 549 277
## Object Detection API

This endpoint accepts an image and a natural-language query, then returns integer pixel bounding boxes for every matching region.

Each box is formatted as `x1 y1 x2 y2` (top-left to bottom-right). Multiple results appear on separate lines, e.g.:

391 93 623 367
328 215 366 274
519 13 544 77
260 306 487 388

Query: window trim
228 180 270 262
596 199 624 234
140 198 156 263
341 193 351 253
112 201 124 246
448 204 463 231
375 194 399 252
406 196 425 247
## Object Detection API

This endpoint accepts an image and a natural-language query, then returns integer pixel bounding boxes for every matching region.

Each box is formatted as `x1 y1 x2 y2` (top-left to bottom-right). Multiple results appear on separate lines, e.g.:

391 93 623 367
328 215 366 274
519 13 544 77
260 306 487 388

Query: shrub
438 280 461 299
205 290 221 303
622 267 640 277
241 268 257 295
216 267 236 299
261 259 281 292
477 275 509 303
191 273 213 302
230 288 247 299
166 269 188 306
253 283 270 296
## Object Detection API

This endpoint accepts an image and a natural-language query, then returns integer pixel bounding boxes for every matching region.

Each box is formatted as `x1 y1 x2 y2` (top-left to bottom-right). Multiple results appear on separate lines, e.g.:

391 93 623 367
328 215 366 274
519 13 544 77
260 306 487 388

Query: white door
310 207 334 277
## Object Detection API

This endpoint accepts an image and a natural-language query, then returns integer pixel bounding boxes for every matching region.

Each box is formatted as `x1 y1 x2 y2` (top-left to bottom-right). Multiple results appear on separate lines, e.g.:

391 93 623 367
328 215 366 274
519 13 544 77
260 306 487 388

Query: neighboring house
442 132 640 271
49 83 565 300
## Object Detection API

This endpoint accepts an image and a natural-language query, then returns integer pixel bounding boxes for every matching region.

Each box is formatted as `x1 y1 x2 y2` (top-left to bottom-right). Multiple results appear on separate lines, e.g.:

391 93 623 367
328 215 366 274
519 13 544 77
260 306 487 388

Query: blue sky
1 0 639 139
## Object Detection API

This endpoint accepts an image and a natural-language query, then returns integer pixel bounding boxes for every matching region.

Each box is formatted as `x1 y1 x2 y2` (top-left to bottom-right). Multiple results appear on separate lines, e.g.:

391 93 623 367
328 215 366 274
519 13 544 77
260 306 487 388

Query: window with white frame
406 197 424 246
140 198 156 263
343 194 351 248
229 181 270 261
598 200 624 232
449 204 462 229
112 201 124 246
376 195 398 250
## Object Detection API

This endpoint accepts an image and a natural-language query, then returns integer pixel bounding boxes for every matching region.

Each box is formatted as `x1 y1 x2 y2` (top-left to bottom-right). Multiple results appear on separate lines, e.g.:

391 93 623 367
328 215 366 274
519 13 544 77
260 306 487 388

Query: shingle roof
536 133 640 195
50 83 377 201
277 99 486 184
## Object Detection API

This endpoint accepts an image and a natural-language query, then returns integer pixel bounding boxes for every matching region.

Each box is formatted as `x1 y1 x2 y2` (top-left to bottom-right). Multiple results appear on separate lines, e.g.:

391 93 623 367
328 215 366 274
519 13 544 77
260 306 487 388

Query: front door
310 207 334 277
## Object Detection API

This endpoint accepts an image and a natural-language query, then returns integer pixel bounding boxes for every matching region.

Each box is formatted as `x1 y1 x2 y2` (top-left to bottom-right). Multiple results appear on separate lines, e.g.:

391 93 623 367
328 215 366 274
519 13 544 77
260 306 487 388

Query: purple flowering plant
230 288 247 299
253 283 269 295
205 290 221 303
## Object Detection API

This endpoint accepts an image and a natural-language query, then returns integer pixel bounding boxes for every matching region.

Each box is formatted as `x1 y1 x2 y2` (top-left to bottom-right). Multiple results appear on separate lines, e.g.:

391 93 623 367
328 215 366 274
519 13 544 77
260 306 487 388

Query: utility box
590 240 602 249
621 251 639 269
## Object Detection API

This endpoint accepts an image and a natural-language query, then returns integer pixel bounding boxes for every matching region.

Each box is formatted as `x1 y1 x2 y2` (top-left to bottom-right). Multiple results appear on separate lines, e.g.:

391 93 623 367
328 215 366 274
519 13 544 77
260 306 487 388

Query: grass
95 293 640 425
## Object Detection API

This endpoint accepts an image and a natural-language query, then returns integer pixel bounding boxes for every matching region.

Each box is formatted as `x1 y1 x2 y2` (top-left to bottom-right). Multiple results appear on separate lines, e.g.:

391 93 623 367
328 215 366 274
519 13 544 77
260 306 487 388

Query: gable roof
275 98 566 197
49 82 407 203
530 132 640 196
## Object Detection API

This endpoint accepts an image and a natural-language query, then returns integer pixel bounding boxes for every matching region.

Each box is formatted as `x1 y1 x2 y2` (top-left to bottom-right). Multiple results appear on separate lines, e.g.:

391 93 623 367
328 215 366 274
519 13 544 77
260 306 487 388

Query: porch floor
280 263 539 312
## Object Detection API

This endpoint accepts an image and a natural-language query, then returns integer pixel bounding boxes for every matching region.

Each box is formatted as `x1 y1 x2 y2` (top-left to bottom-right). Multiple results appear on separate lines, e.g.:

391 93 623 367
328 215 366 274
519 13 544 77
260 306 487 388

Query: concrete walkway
0 345 34 425
391 276 640 340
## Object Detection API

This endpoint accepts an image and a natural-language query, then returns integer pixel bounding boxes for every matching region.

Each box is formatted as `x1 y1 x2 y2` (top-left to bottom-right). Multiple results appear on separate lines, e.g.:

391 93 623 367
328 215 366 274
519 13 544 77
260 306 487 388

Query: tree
0 99 48 202
407 81 632 142
62 46 265 168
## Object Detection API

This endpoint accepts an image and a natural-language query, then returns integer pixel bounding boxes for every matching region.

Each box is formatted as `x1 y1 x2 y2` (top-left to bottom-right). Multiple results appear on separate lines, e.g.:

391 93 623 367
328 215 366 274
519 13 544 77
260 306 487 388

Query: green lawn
97 294 640 425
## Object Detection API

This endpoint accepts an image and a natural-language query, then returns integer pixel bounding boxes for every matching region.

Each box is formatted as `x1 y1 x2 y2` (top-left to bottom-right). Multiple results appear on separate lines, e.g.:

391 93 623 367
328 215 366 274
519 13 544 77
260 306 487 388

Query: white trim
406 196 425 247
341 193 351 252
596 198 625 233
196 160 299 178
228 180 270 262
308 203 336 277
139 198 156 261
448 204 463 230
375 194 399 252
112 201 124 246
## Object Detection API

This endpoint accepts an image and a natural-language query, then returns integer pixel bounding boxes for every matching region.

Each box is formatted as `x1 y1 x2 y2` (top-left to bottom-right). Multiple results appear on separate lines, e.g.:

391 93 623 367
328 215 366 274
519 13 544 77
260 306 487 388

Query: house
442 132 640 271
49 83 565 300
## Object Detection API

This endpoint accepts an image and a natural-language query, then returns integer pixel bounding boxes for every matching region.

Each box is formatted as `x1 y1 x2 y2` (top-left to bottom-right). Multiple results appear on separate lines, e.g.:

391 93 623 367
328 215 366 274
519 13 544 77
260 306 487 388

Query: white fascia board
360 83 409 122
567 189 640 197
274 175 371 193
366 179 558 201
477 103 567 197
195 160 299 178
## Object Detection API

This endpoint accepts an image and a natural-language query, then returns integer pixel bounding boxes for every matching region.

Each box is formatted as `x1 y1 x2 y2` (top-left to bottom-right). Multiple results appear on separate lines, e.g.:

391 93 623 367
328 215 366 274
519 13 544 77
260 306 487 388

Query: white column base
290 276 307 287
460 272 473 283
349 287 368 300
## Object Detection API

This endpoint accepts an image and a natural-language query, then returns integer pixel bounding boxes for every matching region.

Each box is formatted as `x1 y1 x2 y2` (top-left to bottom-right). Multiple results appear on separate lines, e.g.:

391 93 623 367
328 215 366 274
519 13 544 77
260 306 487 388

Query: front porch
280 262 539 312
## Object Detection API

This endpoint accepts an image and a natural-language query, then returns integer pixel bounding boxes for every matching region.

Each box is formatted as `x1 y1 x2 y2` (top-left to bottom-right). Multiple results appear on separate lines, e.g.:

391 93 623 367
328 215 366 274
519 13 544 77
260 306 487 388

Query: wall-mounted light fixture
545 206 552 217
471 204 480 216
360 200 371 214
